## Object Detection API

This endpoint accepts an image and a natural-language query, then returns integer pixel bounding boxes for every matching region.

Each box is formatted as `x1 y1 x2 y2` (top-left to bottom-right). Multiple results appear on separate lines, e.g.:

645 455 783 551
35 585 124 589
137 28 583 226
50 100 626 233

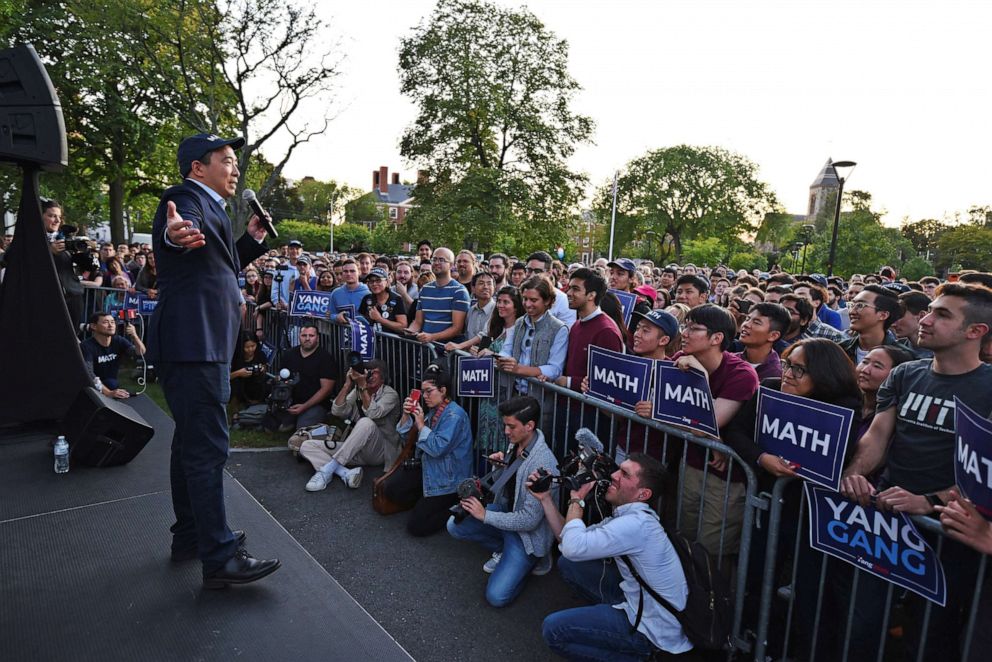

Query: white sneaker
483 552 502 574
305 472 330 492
531 554 553 576
344 467 363 489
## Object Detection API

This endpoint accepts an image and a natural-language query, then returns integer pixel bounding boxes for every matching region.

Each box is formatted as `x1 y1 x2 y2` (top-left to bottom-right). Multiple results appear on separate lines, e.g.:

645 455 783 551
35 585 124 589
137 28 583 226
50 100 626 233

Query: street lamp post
826 160 857 277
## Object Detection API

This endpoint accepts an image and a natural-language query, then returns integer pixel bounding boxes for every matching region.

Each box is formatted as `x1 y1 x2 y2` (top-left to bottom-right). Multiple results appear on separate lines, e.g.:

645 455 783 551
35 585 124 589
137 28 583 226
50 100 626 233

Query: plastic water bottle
94 376 103 393
54 435 70 474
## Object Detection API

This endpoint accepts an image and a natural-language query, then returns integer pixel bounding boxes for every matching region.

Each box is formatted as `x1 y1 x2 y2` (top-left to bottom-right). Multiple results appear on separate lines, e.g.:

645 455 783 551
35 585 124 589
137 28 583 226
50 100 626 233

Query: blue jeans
446 504 539 607
544 558 655 661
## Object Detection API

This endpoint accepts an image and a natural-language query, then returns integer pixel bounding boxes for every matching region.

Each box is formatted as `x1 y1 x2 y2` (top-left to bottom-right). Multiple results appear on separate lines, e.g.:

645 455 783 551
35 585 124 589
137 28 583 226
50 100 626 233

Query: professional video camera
266 368 300 412
53 224 99 274
449 464 504 524
529 428 618 521
245 363 267 376
347 350 366 374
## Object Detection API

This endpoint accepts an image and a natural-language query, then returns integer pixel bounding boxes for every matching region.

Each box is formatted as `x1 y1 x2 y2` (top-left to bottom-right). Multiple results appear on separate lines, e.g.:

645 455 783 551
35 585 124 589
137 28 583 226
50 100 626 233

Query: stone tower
807 158 839 220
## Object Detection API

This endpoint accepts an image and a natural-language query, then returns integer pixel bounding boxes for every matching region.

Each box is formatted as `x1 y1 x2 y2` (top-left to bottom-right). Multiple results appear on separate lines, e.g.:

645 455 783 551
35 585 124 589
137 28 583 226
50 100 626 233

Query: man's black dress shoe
170 529 247 563
202 548 281 589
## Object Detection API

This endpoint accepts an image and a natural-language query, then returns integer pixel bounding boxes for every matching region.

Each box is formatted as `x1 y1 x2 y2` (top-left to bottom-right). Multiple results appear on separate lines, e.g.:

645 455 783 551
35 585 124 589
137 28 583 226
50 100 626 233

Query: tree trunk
108 173 125 246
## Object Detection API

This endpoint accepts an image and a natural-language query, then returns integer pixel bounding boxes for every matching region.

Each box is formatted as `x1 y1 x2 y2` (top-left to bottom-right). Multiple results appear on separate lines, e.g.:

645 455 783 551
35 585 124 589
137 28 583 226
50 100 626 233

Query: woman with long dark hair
473 286 525 453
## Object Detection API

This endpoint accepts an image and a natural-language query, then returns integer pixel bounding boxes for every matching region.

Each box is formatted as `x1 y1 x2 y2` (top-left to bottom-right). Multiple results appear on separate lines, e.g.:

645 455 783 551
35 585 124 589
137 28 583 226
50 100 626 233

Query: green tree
900 256 935 281
332 223 372 253
728 251 768 272
345 193 389 227
936 226 992 272
591 145 777 260
369 221 402 255
680 237 725 267
397 0 593 251
754 211 799 251
294 178 354 224
900 218 949 261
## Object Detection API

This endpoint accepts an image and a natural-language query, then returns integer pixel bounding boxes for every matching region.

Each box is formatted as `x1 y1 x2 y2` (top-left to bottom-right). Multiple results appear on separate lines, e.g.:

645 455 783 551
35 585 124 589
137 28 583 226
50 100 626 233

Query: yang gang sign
755 387 854 490
806 484 946 606
586 346 652 411
954 397 992 520
652 362 719 438
457 356 495 398
290 290 333 318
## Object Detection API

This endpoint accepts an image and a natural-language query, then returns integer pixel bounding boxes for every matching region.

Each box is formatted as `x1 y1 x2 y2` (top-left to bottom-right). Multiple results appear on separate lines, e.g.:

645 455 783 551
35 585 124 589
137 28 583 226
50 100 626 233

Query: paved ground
226 449 586 662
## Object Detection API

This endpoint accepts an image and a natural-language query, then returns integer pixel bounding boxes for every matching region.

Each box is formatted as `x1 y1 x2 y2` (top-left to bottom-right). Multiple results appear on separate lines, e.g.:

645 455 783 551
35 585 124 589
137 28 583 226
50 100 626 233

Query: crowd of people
223 236 992 660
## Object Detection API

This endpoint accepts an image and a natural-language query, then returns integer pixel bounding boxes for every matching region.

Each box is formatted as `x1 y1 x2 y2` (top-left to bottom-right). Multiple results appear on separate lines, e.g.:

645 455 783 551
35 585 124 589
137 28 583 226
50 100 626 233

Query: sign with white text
290 290 333 318
457 355 495 397
349 319 375 360
586 346 652 411
652 361 719 437
756 387 854 491
137 294 158 315
806 484 947 606
954 397 992 520
608 289 637 327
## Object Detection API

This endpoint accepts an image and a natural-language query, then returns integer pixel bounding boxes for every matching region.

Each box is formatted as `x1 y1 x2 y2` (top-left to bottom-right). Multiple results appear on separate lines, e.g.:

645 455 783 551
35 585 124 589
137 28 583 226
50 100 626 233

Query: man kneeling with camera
302 359 402 491
533 453 693 660
446 395 558 607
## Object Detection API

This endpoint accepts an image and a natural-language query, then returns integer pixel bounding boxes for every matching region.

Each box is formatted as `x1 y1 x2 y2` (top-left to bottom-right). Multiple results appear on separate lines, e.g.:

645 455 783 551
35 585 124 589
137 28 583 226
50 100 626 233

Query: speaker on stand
61 387 154 467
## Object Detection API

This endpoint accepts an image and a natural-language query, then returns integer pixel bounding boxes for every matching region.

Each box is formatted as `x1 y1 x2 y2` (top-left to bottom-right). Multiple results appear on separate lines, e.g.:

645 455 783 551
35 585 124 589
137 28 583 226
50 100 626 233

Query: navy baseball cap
632 309 679 339
367 267 389 280
177 133 245 177
808 273 828 287
287 239 303 248
882 281 911 294
606 258 636 274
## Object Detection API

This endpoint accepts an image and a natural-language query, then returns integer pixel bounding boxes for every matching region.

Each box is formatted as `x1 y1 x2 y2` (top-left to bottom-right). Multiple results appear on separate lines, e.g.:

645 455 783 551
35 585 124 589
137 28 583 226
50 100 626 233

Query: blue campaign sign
259 341 275 362
290 290 333 318
652 361 719 437
349 319 375 360
457 356 495 398
586 346 652 411
755 387 854 491
608 289 637 327
122 291 141 311
805 484 947 606
137 294 158 315
954 397 992 521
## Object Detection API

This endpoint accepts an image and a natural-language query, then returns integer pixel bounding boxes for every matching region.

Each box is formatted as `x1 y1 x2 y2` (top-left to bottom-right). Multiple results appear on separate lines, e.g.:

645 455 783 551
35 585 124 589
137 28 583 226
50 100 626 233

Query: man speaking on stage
148 133 280 588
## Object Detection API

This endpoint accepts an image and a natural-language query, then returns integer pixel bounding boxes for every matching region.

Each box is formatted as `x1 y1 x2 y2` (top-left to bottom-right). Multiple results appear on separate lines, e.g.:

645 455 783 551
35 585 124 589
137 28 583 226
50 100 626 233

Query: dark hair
489 252 509 266
781 339 861 406
489 286 524 338
959 272 992 289
569 267 607 306
89 311 113 324
919 276 940 286
685 303 736 351
676 274 709 294
751 302 792 336
470 271 495 289
526 251 553 270
768 273 795 286
417 239 433 249
498 395 541 427
662 266 678 277
299 322 320 334
766 285 792 296
423 362 452 397
899 291 932 316
866 345 915 370
519 276 554 303
862 284 902 331
626 453 668 501
781 293 814 324
42 198 62 212
935 283 992 338
797 281 829 305
511 262 526 272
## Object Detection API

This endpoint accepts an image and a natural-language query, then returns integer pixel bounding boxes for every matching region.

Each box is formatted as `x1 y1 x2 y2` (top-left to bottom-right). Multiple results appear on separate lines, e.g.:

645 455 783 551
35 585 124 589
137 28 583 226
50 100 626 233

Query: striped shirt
418 280 470 339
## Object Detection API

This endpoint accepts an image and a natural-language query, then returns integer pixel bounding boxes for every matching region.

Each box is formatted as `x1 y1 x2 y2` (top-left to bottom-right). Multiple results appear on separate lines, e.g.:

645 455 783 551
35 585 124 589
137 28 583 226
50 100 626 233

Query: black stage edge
0 395 412 662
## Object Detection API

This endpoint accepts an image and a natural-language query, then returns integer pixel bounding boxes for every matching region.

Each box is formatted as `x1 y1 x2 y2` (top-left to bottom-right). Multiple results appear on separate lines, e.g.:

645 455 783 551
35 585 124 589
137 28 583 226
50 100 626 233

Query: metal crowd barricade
752 476 987 662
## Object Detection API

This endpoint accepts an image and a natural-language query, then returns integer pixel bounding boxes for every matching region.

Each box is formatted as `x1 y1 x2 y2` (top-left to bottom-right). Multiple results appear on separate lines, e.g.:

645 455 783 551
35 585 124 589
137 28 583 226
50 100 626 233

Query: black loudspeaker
0 43 68 170
62 387 154 467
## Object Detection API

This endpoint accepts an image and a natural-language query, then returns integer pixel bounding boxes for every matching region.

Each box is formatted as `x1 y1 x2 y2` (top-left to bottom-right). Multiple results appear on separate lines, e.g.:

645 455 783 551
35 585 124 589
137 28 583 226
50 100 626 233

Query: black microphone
241 189 278 238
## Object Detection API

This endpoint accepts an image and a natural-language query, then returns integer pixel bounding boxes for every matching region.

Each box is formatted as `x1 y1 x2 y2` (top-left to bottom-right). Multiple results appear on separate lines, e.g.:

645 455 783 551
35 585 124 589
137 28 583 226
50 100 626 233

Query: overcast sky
271 0 992 227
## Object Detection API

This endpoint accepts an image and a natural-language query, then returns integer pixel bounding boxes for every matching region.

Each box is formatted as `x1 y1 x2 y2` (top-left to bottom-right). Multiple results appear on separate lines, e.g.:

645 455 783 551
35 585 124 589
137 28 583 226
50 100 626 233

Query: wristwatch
568 498 585 509
924 493 943 509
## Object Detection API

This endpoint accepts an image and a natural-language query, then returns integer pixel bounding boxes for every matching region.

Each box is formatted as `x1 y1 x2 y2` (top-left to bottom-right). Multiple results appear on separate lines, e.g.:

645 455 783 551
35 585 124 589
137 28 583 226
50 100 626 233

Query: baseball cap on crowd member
606 258 636 274
296 256 311 266
634 284 658 307
882 281 911 294
287 239 303 248
367 267 389 281
177 133 245 177
632 309 679 339
808 273 828 288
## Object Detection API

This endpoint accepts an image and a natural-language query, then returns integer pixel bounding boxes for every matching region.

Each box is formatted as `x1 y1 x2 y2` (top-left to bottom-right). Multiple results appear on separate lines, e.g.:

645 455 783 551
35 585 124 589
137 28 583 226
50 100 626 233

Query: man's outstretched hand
166 201 206 249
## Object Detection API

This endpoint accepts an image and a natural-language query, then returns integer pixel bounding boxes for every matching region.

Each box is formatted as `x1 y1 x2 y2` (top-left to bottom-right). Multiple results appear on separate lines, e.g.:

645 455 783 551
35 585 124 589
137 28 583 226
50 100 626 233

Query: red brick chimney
372 170 379 190
392 172 400 185
379 166 389 193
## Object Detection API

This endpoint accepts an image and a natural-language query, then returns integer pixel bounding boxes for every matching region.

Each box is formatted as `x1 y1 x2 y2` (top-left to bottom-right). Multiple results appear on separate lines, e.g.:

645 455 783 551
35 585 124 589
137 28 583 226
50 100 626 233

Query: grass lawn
118 362 286 449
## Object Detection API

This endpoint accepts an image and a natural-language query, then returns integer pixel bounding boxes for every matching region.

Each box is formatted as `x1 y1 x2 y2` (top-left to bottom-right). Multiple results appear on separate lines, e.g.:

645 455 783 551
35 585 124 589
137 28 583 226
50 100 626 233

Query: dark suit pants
159 361 237 574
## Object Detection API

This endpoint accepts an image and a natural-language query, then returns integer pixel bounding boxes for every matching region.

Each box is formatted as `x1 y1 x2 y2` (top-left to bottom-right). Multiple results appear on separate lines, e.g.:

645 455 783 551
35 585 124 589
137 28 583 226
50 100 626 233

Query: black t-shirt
80 335 135 389
279 347 337 405
358 292 407 329
231 351 269 402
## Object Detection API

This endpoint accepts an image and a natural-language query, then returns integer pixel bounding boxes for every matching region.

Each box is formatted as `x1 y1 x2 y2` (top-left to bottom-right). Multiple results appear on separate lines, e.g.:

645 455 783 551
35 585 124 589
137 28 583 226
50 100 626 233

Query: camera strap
617 554 683 635
488 445 528 500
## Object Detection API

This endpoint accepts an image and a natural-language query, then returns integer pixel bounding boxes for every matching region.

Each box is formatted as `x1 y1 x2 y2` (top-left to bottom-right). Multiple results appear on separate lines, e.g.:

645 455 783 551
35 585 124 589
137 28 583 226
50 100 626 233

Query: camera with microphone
266 368 299 412
529 429 617 520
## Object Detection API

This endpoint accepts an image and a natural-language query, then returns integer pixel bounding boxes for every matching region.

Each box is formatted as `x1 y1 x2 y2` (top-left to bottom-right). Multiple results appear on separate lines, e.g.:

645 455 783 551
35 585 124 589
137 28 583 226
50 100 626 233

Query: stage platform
0 395 412 662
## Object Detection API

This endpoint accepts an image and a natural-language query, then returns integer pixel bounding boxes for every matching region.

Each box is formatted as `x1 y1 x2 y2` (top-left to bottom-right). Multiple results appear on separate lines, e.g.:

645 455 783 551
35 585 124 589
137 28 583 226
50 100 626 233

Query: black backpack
620 530 734 651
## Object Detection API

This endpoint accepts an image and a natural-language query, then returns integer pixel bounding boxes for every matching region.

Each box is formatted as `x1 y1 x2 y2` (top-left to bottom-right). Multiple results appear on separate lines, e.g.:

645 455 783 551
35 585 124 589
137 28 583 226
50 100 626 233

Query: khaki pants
678 465 745 557
299 418 385 471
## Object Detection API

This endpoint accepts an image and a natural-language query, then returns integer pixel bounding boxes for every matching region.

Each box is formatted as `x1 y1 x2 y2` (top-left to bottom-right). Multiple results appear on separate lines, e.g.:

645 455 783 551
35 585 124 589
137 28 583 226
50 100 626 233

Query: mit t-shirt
279 347 338 406
80 335 135 389
877 360 992 495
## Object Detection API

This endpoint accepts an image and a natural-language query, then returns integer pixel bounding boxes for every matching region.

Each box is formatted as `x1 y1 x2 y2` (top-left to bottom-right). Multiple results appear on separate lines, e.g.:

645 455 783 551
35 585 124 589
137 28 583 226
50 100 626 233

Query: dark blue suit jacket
147 180 267 363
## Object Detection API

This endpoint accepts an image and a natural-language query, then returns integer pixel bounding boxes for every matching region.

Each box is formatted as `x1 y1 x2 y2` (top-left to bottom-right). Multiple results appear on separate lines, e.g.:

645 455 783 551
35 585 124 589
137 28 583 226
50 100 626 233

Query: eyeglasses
525 267 546 274
848 301 877 312
431 257 450 264
422 386 440 396
679 324 709 335
781 360 809 379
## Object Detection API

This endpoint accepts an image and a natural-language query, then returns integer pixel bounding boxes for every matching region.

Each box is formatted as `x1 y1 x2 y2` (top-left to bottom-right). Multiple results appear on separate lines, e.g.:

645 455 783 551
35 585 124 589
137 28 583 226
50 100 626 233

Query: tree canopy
397 0 592 252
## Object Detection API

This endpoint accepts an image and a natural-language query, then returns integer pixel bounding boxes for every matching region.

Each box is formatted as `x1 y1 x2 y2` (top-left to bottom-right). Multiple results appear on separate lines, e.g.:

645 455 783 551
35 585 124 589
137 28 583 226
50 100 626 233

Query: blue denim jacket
396 401 474 497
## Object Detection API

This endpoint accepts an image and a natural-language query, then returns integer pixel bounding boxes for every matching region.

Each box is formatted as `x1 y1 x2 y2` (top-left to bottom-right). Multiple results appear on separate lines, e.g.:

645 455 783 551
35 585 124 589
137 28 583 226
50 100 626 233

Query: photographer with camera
276 323 337 430
533 453 692 659
44 199 100 332
302 358 402 491
80 311 146 399
446 396 558 607
230 333 268 409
